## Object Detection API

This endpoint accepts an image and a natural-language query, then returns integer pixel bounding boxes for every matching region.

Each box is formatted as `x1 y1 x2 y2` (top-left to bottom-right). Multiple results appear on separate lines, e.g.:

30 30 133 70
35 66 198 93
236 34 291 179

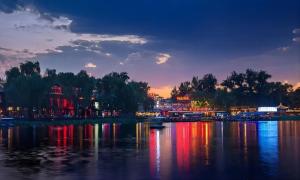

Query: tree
191 76 200 92
268 82 292 106
214 89 236 110
289 88 300 108
221 69 274 106
171 86 179 101
96 72 153 113
20 61 41 76
75 70 96 108
174 69 295 109
253 70 272 105
44 69 57 78
199 74 217 97
5 67 21 83
128 81 152 111
4 62 155 118
56 72 77 101
97 72 133 113
5 62 46 118
221 71 245 106
178 81 191 96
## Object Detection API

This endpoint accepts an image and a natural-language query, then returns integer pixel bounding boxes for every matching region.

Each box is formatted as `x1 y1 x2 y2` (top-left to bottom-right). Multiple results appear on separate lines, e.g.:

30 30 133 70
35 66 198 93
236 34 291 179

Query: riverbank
1 115 300 127
0 117 146 127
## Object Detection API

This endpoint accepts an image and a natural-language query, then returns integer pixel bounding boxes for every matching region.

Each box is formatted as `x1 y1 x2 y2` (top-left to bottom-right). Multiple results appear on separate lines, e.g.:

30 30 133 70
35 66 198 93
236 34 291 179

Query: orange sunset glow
149 86 172 98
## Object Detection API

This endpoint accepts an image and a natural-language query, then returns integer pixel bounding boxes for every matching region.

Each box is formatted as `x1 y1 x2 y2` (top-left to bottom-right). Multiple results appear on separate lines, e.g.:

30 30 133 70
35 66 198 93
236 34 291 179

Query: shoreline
0 117 145 127
1 115 300 127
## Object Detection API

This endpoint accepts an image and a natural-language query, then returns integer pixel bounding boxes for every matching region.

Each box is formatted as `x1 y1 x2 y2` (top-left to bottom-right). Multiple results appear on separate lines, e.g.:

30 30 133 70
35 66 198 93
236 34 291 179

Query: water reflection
0 121 299 179
258 121 278 174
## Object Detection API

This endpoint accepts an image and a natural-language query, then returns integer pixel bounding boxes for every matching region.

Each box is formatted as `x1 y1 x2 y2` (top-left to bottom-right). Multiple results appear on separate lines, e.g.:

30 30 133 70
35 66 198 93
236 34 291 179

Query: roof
277 103 288 109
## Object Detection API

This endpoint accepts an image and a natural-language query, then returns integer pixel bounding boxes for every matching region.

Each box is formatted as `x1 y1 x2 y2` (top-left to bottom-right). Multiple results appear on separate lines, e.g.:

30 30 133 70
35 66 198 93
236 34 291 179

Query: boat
0 117 15 127
233 112 272 121
0 117 15 121
182 112 203 121
150 123 165 129
149 116 165 129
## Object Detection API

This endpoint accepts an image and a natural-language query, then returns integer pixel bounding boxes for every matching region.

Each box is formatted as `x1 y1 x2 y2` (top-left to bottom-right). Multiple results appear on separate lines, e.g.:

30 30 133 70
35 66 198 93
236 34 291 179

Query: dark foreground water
0 121 299 180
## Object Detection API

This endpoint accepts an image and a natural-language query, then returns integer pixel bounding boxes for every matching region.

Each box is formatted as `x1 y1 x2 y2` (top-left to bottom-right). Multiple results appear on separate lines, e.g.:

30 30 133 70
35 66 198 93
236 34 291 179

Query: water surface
0 121 299 179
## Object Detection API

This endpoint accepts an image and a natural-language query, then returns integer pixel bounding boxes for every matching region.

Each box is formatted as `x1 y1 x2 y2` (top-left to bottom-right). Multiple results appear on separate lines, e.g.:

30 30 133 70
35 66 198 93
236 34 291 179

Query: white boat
0 117 15 121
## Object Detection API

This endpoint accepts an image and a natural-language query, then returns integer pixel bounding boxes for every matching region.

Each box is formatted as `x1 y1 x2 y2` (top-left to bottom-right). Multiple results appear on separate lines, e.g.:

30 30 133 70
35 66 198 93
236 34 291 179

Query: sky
0 0 299 97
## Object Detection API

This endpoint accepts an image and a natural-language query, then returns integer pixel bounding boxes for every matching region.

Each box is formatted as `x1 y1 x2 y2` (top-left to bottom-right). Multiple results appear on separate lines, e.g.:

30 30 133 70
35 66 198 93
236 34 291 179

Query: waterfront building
90 89 101 117
229 106 257 115
172 96 191 111
49 84 75 117
277 103 288 114
149 93 163 108
286 109 300 116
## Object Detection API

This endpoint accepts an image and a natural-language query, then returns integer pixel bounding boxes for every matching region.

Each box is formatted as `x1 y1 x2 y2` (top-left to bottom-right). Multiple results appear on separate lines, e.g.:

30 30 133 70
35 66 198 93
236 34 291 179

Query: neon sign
176 96 190 101
191 100 210 108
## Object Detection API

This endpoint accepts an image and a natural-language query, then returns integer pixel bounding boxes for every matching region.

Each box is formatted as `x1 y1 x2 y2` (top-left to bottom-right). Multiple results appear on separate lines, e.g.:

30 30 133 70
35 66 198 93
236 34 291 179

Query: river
0 121 299 179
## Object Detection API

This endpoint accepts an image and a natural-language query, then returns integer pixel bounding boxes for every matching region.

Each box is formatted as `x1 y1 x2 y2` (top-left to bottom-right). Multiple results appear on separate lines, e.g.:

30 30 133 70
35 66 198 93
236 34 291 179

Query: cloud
125 52 142 61
292 28 300 43
277 46 289 52
155 53 171 64
0 8 147 74
84 62 97 68
0 59 15 78
292 37 300 43
293 28 300 34
120 52 142 65
105 53 112 57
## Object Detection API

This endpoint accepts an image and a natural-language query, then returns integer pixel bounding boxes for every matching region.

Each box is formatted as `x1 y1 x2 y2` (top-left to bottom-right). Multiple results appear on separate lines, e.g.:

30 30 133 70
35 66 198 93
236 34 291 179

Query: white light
94 102 100 109
258 107 277 112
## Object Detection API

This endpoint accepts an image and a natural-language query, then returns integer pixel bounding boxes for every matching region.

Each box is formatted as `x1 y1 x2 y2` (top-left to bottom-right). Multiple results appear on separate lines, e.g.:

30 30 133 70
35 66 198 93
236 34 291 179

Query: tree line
171 69 300 110
3 61 154 118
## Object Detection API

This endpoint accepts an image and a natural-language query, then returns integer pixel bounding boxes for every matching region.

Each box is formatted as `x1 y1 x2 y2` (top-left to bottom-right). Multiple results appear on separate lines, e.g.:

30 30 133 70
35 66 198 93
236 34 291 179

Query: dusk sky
0 0 299 97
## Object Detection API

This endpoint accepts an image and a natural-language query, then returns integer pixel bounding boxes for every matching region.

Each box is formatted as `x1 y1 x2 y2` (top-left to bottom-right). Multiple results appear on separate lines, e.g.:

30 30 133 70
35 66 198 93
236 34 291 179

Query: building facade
49 84 75 117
